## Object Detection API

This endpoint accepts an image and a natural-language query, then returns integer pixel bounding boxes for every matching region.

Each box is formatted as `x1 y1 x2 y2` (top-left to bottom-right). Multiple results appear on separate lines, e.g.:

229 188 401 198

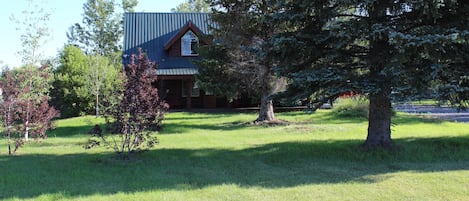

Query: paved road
394 104 469 123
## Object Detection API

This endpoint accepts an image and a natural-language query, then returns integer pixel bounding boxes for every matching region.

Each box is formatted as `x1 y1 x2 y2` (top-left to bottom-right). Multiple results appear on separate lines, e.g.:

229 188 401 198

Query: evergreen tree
51 45 93 117
272 0 468 148
197 0 286 122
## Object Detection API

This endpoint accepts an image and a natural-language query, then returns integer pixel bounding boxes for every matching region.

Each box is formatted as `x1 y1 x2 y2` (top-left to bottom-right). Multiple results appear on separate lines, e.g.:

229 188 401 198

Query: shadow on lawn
47 125 95 137
46 112 450 137
161 121 248 134
308 111 448 125
1 136 468 199
164 113 237 121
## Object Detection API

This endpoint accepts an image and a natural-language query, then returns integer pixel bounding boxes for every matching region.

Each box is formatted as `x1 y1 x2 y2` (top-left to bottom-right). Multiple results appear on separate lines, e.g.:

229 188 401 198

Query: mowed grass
0 110 468 201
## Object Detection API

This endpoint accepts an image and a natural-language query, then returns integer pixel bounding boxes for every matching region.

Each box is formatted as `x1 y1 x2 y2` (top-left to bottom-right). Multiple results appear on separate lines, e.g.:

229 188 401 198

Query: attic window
181 30 199 56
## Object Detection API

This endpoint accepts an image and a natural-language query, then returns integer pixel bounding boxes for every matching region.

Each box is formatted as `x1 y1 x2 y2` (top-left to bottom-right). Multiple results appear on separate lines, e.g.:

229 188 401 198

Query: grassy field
0 110 468 201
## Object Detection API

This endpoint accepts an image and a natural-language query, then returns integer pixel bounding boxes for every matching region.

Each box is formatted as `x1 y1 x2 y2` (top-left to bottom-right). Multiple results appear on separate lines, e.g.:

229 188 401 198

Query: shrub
85 49 169 160
332 95 370 119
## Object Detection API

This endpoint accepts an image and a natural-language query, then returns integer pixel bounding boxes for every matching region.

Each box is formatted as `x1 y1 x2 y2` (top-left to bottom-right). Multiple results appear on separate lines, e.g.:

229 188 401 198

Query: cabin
123 12 226 109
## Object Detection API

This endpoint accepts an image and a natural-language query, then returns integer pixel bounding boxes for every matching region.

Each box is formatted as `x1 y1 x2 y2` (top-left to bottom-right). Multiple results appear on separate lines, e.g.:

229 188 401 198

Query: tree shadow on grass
1 136 468 200
392 113 445 125
47 125 95 138
314 111 450 125
47 113 447 137
161 121 249 134
164 112 239 121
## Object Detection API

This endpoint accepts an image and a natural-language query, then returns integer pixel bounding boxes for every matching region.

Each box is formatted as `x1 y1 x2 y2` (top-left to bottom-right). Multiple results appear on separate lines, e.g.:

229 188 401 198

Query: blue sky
0 0 186 68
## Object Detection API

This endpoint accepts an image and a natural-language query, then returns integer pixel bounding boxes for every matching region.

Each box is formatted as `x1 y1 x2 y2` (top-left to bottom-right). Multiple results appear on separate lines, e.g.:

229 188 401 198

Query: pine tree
197 0 286 122
272 0 468 148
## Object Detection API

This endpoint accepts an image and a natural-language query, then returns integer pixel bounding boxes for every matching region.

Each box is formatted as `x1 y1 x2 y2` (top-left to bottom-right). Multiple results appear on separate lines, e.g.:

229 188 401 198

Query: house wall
159 78 219 109
160 80 183 108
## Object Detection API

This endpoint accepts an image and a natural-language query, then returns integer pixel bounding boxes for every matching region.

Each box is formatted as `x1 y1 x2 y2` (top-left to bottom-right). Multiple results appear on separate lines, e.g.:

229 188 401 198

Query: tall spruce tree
197 0 286 122
272 0 468 148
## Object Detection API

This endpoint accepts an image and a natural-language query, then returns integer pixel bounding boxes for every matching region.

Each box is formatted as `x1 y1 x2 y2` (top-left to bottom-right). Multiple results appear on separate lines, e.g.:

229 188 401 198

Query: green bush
332 95 370 118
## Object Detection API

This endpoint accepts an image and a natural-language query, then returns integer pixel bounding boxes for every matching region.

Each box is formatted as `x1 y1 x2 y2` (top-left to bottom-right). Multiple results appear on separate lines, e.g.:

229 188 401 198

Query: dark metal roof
123 12 211 73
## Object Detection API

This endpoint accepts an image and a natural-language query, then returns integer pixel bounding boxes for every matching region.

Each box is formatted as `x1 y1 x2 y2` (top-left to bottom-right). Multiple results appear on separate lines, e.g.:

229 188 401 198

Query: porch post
186 80 192 109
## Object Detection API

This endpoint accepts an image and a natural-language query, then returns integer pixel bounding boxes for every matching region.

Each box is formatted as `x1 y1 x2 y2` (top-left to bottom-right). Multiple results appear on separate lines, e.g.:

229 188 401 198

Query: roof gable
123 12 212 69
163 21 206 51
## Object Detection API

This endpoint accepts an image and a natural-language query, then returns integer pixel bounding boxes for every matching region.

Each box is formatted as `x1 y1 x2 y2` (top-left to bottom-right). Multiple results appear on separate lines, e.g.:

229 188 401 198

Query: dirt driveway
394 104 469 123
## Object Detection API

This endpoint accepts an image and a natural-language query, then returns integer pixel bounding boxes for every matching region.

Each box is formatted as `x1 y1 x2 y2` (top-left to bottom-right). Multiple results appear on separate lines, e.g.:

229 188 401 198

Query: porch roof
157 68 198 75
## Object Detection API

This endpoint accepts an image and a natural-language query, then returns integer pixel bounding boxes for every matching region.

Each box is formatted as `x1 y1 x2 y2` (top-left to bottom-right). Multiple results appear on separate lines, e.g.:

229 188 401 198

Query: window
181 30 199 56
182 80 200 97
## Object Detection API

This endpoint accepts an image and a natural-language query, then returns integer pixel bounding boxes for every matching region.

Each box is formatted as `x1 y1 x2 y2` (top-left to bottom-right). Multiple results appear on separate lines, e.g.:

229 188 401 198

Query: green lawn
1 111 468 201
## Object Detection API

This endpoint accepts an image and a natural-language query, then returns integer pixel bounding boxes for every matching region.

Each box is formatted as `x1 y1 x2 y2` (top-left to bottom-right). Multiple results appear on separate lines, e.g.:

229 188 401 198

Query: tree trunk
365 94 392 148
95 88 99 117
25 81 32 141
25 121 29 141
365 2 393 149
256 93 275 122
7 132 11 155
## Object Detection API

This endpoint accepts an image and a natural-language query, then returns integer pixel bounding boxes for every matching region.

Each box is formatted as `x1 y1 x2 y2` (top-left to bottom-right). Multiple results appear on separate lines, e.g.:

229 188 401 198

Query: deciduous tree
15 65 58 141
86 50 169 160
7 0 58 143
10 0 51 66
1 66 58 154
172 0 211 13
67 0 138 117
67 0 137 57
0 68 20 155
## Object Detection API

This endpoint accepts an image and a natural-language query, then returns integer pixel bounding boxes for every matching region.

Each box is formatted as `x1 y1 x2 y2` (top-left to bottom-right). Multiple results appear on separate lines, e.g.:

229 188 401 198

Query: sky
0 0 186 68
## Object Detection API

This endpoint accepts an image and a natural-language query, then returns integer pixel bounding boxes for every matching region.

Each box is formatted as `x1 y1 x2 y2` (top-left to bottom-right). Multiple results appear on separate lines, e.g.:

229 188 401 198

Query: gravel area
394 104 469 123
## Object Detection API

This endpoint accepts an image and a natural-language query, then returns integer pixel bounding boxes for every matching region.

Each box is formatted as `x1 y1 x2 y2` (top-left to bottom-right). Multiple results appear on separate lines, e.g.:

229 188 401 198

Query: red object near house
340 91 360 97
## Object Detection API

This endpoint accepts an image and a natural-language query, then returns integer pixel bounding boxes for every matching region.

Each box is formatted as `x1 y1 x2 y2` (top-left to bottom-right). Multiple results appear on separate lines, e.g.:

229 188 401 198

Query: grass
0 110 468 201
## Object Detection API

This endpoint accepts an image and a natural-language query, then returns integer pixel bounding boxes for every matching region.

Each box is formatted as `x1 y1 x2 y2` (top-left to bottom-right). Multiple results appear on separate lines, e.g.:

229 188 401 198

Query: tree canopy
86 49 169 160
65 0 137 117
51 45 123 118
271 0 468 148
172 0 211 13
10 0 51 66
1 65 59 154
67 0 137 56
196 0 286 122
51 45 93 118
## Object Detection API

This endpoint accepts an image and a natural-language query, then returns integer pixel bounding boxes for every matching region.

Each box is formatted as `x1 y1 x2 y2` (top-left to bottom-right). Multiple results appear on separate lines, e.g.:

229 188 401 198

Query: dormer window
181 30 199 56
